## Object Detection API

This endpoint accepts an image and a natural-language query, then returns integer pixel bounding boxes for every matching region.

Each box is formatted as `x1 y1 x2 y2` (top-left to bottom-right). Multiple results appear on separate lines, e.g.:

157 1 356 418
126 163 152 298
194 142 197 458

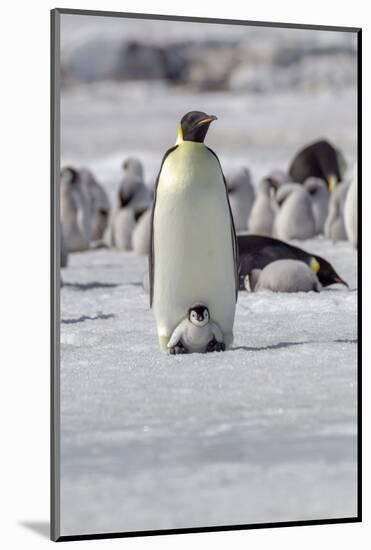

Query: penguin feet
169 341 189 355
206 339 226 353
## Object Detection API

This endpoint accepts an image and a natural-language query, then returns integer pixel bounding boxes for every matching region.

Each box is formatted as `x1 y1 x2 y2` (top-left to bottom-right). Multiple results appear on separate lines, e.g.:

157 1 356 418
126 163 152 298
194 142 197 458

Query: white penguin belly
153 143 236 347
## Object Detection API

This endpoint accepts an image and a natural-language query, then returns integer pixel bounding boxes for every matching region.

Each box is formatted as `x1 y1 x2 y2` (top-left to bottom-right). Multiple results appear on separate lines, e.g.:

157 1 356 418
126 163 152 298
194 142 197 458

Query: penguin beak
328 174 337 193
333 276 349 288
193 114 218 128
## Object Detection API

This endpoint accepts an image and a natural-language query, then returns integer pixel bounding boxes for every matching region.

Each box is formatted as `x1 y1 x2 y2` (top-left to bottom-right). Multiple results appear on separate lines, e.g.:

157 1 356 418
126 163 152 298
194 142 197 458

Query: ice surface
60 238 357 536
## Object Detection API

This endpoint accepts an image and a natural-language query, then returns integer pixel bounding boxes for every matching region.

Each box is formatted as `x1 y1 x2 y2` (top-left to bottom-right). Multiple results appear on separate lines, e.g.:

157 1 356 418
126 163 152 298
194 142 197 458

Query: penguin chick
79 169 110 242
106 158 151 250
324 181 349 242
226 166 255 231
248 177 276 236
344 164 357 248
119 157 152 214
167 305 225 354
132 206 152 255
274 184 316 240
304 177 329 234
60 167 91 252
109 208 136 250
245 259 321 293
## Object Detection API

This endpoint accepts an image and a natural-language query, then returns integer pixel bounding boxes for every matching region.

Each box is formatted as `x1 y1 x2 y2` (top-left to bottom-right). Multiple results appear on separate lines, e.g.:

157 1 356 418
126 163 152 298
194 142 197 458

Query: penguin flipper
167 319 187 348
149 145 179 308
206 147 239 302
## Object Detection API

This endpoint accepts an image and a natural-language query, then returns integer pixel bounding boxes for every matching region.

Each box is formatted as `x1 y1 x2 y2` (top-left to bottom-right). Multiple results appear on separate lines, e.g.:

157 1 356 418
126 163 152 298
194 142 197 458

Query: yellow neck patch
328 174 338 193
176 123 184 145
310 257 320 273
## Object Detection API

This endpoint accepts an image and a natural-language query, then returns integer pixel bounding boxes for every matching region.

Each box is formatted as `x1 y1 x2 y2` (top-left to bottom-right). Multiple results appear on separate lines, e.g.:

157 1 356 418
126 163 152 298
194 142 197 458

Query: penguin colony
60 118 357 354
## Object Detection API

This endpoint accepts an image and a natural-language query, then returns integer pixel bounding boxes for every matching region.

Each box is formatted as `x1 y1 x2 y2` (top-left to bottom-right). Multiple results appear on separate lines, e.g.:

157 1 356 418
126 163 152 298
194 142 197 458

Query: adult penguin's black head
177 111 217 144
310 255 348 288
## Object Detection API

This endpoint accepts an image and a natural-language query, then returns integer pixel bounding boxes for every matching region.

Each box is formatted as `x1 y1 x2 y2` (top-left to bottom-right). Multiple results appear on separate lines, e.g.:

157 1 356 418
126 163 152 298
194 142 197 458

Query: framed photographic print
51 8 361 542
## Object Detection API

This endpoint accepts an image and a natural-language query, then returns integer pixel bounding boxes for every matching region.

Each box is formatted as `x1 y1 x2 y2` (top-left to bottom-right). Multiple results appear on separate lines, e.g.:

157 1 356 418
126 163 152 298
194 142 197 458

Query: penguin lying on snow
288 139 344 192
244 259 321 293
167 305 225 354
150 111 238 353
237 234 348 290
226 166 255 231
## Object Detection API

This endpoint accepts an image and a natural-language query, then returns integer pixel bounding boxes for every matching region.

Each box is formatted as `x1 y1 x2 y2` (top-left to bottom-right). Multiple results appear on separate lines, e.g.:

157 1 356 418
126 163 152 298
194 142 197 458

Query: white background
0 0 368 548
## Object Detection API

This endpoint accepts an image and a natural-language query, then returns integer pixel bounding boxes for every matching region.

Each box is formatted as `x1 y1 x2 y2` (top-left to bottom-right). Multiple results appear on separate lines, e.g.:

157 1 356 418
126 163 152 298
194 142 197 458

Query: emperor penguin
324 181 349 242
149 111 238 352
226 166 255 231
237 234 348 289
248 176 276 236
304 177 329 234
273 183 316 240
288 139 343 192
344 164 358 248
245 259 321 293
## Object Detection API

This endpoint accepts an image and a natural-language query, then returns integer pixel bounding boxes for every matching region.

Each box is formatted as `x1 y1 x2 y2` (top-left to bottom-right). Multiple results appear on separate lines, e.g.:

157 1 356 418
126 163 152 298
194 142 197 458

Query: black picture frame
51 8 362 542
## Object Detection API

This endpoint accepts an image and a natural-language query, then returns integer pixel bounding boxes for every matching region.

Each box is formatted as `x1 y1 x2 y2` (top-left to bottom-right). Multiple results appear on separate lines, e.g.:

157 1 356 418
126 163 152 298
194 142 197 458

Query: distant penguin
150 111 238 352
265 169 288 189
273 183 316 240
324 181 349 242
60 167 91 252
288 139 343 192
245 259 321 293
108 207 136 250
226 167 255 231
248 176 276 236
107 158 151 251
344 165 358 248
304 177 329 234
132 206 152 255
79 168 110 242
237 234 348 289
119 157 152 214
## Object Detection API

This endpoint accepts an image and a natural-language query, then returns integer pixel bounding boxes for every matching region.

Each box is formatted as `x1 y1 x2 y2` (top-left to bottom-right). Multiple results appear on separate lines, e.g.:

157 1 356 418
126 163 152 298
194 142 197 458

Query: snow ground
60 238 357 537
